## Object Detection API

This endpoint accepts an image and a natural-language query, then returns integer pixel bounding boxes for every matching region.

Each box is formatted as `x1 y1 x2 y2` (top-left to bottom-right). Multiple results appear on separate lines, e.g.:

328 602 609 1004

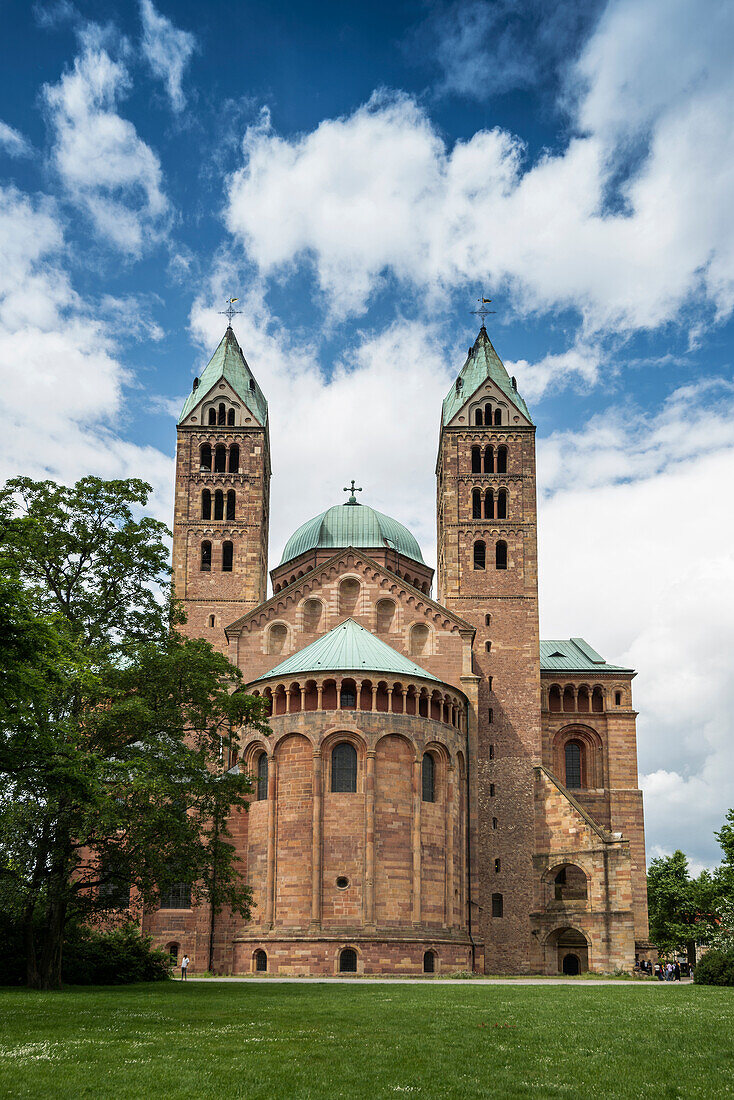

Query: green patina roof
254 618 439 683
442 326 532 426
280 502 424 567
540 638 633 674
178 327 268 426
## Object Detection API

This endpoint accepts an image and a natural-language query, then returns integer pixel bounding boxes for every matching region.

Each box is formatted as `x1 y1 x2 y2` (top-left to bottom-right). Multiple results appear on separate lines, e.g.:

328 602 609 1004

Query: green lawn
0 982 731 1099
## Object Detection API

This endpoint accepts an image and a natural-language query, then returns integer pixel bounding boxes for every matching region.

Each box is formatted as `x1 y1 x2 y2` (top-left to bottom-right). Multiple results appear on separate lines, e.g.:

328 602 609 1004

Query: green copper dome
280 501 424 567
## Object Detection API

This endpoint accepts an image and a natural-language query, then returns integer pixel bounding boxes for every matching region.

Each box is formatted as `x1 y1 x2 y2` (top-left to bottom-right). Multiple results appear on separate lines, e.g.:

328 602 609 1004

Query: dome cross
343 480 363 505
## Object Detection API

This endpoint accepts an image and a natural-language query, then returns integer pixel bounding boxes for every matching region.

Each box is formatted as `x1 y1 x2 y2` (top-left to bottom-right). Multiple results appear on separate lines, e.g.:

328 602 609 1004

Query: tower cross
343 479 363 505
219 297 242 326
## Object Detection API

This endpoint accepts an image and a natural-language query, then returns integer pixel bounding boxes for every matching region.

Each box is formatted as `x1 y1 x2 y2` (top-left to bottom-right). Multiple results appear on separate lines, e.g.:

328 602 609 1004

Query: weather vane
471 295 496 327
220 297 242 326
343 480 363 505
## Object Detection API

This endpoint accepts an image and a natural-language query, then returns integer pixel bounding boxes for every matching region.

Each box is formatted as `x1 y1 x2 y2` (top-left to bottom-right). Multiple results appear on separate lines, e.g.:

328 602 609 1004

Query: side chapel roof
539 638 634 675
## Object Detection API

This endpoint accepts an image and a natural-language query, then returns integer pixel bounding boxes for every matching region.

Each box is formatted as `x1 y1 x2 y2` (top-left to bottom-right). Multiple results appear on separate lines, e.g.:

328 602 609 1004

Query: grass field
0 981 731 1099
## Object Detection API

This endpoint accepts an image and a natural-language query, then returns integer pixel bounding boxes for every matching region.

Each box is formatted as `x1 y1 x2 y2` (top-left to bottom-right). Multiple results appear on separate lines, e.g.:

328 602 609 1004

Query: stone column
445 763 455 928
311 749 322 927
371 684 377 711
300 685 307 711
286 685 292 714
364 749 376 926
317 682 323 710
265 758 278 928
412 757 421 925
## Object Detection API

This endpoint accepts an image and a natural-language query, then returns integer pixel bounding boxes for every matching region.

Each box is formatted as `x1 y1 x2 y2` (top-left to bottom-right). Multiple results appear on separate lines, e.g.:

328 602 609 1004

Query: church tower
436 321 542 972
172 325 270 650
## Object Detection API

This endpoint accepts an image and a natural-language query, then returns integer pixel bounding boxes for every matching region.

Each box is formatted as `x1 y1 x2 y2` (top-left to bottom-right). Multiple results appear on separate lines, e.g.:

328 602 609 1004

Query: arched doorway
545 927 589 974
562 952 580 975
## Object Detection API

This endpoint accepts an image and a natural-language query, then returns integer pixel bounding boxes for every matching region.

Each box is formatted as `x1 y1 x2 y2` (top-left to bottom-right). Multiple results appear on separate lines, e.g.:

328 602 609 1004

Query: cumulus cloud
0 185 172 523
0 120 33 158
43 44 169 254
537 385 734 866
139 0 196 113
225 0 734 342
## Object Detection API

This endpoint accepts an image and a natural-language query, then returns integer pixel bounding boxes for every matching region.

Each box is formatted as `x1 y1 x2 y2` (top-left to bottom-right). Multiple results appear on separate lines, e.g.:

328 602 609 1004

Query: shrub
61 925 172 985
693 947 734 986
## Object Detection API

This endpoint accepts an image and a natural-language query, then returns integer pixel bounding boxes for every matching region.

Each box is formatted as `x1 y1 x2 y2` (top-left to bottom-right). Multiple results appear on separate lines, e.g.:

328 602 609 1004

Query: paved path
188 976 691 986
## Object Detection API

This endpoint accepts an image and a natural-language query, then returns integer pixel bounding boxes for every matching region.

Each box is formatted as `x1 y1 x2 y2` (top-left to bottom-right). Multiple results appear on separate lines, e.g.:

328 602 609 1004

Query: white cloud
43 44 169 254
0 120 33 158
0 185 172 524
537 385 734 867
225 0 734 343
139 0 196 113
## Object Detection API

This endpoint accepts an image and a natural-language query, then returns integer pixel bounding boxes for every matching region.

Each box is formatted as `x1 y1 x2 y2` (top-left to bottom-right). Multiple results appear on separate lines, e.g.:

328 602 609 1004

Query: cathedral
146 318 651 975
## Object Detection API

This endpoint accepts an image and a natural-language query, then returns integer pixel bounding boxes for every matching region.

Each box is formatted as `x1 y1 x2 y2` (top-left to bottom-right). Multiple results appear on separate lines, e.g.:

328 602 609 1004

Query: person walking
674 961 681 981
181 954 190 981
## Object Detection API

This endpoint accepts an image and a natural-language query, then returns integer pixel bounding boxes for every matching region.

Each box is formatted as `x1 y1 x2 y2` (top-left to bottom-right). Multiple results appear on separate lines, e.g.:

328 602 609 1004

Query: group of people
636 959 690 980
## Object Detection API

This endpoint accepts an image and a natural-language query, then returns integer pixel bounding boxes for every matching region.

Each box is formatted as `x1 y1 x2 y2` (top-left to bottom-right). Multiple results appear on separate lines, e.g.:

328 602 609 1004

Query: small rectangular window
494 858 501 873
488 709 493 725
488 677 493 692
492 893 503 917
489 743 494 759
490 783 495 797
615 691 622 706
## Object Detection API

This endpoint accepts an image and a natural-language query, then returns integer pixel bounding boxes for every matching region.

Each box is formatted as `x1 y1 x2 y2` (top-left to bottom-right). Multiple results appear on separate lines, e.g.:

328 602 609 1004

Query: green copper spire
178 326 268 426
442 325 532 426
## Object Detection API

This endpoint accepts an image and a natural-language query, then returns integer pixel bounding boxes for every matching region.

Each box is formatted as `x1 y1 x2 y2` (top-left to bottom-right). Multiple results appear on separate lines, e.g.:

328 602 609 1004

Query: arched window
208 614 215 627
339 947 357 973
229 444 240 472
485 614 491 626
167 942 179 964
222 541 233 572
338 578 360 616
565 741 582 788
267 624 287 655
592 687 604 712
497 489 507 519
208 408 217 425
340 681 357 709
423 950 435 974
200 541 211 571
227 408 235 426
256 753 268 800
201 489 211 520
332 742 357 793
376 599 395 633
226 490 235 520
492 817 498 829
303 598 323 632
473 540 486 570
497 446 508 474
474 408 483 426
410 624 429 656
214 444 227 472
471 445 481 473
254 949 267 972
484 403 492 424
217 402 226 425
200 443 212 471
549 685 561 712
484 488 494 519
494 408 502 426
472 489 482 518
214 489 224 520
491 893 503 917
495 858 501 873
422 753 435 802
495 541 507 570
484 445 494 473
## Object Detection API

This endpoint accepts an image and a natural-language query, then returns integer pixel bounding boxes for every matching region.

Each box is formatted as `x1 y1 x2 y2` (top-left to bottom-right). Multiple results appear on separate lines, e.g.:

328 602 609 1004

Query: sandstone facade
142 323 650 976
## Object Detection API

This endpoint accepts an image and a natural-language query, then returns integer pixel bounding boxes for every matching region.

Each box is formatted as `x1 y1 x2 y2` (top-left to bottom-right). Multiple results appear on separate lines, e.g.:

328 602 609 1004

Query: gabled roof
442 326 532 426
178 326 268 426
540 638 633 674
252 618 440 683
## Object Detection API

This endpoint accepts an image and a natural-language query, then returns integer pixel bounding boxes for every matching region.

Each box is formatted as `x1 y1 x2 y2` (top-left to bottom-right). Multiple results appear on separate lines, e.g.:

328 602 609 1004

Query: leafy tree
714 809 734 902
647 850 700 961
0 477 269 989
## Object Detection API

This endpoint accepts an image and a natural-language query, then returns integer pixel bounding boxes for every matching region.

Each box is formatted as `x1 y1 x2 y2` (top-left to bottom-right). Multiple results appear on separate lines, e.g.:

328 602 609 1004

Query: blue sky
1 0 733 868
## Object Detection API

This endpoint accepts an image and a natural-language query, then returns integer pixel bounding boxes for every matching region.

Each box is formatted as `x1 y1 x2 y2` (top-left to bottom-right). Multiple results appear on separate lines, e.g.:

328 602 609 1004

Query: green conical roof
253 618 439 683
178 327 268 426
442 326 532 426
280 502 424 567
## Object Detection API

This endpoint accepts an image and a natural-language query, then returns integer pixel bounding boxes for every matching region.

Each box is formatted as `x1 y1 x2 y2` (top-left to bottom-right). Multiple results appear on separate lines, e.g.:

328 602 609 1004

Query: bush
61 925 172 985
693 947 734 986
